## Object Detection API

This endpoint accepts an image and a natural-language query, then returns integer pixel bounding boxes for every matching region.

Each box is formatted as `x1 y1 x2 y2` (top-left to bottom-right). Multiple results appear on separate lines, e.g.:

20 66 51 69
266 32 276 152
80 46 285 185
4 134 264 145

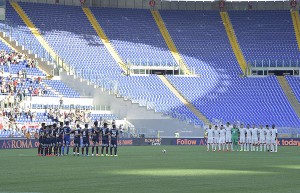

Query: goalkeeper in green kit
231 124 239 151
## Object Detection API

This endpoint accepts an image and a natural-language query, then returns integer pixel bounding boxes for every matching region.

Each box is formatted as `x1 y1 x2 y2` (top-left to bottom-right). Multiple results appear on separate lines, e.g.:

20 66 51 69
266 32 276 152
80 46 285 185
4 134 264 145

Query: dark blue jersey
110 129 119 139
91 127 100 138
39 128 44 139
63 126 71 138
51 129 57 138
73 128 81 141
57 127 64 139
101 127 109 139
81 129 89 140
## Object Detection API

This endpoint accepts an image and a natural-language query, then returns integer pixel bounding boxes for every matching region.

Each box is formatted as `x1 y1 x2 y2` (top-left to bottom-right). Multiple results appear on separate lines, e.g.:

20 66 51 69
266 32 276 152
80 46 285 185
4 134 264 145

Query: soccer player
51 123 58 156
231 124 239 151
225 122 232 151
91 121 101 156
38 123 45 156
81 123 90 156
206 125 214 151
110 124 119 156
271 124 278 152
72 124 81 156
245 124 252 151
56 122 64 156
219 125 226 151
213 125 220 151
63 121 71 155
239 124 246 151
100 122 110 156
251 124 259 151
45 126 51 156
258 124 266 152
265 125 271 152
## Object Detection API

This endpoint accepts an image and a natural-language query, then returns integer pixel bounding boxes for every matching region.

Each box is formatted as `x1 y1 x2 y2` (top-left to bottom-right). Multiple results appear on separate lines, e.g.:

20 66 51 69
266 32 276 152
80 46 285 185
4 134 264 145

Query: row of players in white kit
206 123 278 152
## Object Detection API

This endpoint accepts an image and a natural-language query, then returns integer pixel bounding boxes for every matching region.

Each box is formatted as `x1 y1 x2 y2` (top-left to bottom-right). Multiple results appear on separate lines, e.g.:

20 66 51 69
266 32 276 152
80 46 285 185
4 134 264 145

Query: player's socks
230 144 233 151
275 144 277 152
207 144 209 151
110 147 113 155
106 147 108 155
81 147 84 155
73 147 76 154
256 146 258 151
101 147 104 154
38 145 41 155
66 146 69 155
114 147 117 155
86 147 89 155
92 146 94 154
62 146 65 155
41 146 44 156
260 144 262 151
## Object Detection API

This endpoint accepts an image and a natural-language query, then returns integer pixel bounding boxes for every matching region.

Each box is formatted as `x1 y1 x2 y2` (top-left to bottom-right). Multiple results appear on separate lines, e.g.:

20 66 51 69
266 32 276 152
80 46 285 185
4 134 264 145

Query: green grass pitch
0 146 300 193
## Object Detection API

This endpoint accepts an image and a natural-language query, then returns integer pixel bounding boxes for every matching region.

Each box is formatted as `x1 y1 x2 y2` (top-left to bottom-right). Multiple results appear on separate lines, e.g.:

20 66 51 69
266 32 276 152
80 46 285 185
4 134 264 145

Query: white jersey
239 127 246 139
259 128 266 141
252 128 258 139
206 129 214 138
271 128 278 139
265 129 271 139
225 126 231 137
246 128 252 139
213 129 220 139
206 128 214 144
219 129 226 138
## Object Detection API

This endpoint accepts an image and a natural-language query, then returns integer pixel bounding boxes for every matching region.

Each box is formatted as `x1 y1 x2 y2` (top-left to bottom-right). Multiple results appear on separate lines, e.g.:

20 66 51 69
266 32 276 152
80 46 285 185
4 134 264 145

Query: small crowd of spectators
0 50 37 68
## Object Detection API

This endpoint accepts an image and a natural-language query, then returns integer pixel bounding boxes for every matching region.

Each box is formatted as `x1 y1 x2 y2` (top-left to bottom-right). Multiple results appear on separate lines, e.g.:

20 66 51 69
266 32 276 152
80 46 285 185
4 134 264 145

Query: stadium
0 0 300 192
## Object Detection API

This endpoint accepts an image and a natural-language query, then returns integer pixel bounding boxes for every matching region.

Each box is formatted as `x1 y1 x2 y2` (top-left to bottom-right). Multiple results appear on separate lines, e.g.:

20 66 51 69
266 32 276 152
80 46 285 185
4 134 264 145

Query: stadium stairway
82 7 127 72
151 10 192 75
291 11 300 50
220 12 247 74
158 75 210 125
277 76 300 119
10 2 72 74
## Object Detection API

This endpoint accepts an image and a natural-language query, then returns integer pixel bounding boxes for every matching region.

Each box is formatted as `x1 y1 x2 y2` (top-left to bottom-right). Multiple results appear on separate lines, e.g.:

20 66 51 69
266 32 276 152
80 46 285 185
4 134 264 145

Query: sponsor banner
0 138 299 149
278 138 300 146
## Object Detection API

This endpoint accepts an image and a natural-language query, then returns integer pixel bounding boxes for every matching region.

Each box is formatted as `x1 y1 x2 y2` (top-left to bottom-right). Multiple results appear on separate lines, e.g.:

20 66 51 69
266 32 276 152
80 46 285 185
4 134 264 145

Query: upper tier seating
229 10 300 65
90 8 176 67
159 10 242 76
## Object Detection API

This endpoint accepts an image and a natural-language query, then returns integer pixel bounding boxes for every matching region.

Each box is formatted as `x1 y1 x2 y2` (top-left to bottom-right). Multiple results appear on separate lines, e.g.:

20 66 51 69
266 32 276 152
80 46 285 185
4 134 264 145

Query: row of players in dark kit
37 121 119 157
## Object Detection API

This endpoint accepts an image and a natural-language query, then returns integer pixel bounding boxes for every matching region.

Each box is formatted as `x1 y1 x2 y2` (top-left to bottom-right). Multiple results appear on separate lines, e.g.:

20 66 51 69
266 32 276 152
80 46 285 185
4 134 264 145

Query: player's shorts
39 137 44 145
92 138 99 144
213 138 219 144
51 138 57 145
271 138 277 144
259 137 266 144
207 137 213 144
74 139 81 147
252 137 258 144
218 137 225 144
102 138 109 147
57 138 63 144
45 138 51 146
110 139 118 148
232 137 238 144
82 138 90 147
225 136 232 143
64 137 70 146
240 137 246 143
265 138 271 145
246 138 252 143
